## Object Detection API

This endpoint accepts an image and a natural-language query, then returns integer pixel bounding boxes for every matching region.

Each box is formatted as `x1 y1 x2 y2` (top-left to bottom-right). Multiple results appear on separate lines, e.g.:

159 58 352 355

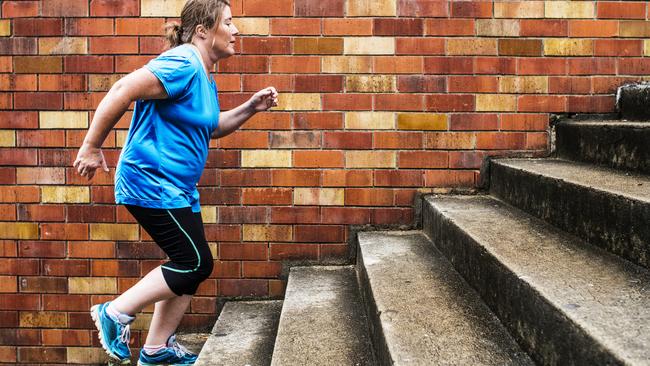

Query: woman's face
209 6 238 59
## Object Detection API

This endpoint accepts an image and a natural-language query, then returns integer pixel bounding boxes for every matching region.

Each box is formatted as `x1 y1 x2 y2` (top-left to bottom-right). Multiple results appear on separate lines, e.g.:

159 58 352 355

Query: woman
73 0 278 364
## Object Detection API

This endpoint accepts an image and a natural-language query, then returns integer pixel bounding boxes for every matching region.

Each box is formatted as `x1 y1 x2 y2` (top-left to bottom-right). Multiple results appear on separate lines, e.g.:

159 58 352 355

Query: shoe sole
90 304 132 365
137 362 193 366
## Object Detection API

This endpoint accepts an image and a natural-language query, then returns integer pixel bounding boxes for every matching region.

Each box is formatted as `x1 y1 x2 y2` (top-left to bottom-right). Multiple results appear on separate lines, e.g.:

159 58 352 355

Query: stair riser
490 162 650 269
422 202 621 365
556 123 650 174
355 251 392 366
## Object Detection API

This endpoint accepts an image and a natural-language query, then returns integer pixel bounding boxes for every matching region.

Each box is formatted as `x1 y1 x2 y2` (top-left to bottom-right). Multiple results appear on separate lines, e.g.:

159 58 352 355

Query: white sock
106 303 135 324
143 343 166 355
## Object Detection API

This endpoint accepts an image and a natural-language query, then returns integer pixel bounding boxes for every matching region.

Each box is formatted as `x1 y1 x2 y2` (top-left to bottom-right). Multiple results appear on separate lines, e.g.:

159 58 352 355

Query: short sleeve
145 54 197 99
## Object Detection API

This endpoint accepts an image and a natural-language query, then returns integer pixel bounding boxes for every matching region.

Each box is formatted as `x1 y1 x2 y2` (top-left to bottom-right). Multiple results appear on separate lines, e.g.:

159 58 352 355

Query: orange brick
270 18 321 35
549 76 592 94
41 223 89 241
568 58 615 75
396 38 444 55
293 150 344 168
322 94 372 111
518 58 566 75
294 112 343 130
424 170 475 187
451 1 492 18
42 0 88 16
66 18 114 36
569 20 618 37
322 170 373 187
597 1 646 19
398 151 448 168
0 75 37 91
475 57 516 75
90 37 138 54
526 132 549 150
323 19 372 36
294 38 343 55
116 18 165 35
374 132 423 149
426 94 475 112
242 261 282 278
448 76 498 93
244 0 294 16
345 188 393 206
38 75 86 91
501 114 549 131
594 40 642 57
520 20 568 37
271 56 320 73
476 132 527 150
217 131 268 149
242 188 292 205
566 95 614 113
64 55 114 73
424 19 474 36
375 94 424 111
91 0 140 16
242 37 291 54
14 56 62 73
294 225 344 242
271 169 320 187
2 1 39 18
398 0 448 17
41 329 90 346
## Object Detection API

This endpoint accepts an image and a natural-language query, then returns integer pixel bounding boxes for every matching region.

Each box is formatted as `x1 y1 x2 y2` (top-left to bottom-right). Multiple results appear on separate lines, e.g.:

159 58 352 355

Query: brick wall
0 0 647 363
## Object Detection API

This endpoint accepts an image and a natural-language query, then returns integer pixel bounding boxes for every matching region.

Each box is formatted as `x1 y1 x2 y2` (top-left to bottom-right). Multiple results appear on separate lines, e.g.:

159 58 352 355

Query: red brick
592 76 640 94
449 76 498 93
211 260 241 278
451 1 492 18
0 345 16 362
219 206 269 224
91 0 139 16
374 19 424 36
37 149 75 167
294 112 343 129
375 56 423 74
345 188 393 206
373 207 414 225
2 1 39 18
424 170 475 187
205 150 240 168
0 149 37 166
323 94 372 111
424 56 473 74
42 259 89 277
568 58 616 75
520 20 568 37
295 0 344 17
17 130 65 147
295 225 344 242
197 187 241 205
320 243 348 260
270 243 319 260
526 132 549 150
140 37 167 54
0 205 16 221
323 170 372 187
42 0 88 16
17 205 65 222
500 114 549 131
219 279 267 297
549 76 591 94
399 0 448 17
0 186 39 203
518 58 566 75
90 37 139 54
18 276 67 293
66 205 115 223
396 38 445 55
375 94 424 111
18 347 66 363
218 55 269 73
323 19 372 36
450 113 498 131
242 188 292 205
13 18 63 36
217 131 268 149
115 55 155 72
566 95 615 113
271 18 320 35
65 56 114 73
449 151 490 169
0 38 37 55
476 132 528 150
220 169 270 187
323 132 372 149
242 74 290 92
618 58 650 75
65 18 114 36
92 260 139 277
242 261 282 278
399 151 448 168
241 37 291 54
64 92 105 110
475 57 516 75
116 18 166 36
38 74 86 91
597 1 646 19
0 57 11 72
397 75 445 93
294 75 343 92
218 93 251 110
244 0 294 16
0 294 39 310
271 56 319 73
271 169 321 187
320 207 371 225
425 19 475 36
374 170 423 187
41 223 89 241
518 95 567 113
374 131 423 149
594 40 643 57
293 150 344 168
0 112 38 129
42 329 90 346
191 297 217 314
569 20 618 38
426 94 475 112
14 92 62 110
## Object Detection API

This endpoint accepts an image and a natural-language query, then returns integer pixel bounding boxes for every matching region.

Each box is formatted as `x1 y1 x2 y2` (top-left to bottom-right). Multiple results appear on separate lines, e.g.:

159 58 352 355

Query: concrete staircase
195 116 650 365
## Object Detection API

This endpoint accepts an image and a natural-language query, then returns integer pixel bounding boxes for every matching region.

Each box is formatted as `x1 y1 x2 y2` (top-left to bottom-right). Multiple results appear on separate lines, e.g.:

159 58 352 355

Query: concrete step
490 158 650 269
423 195 650 365
556 120 650 174
195 300 282 366
270 265 376 366
616 82 650 121
357 231 534 366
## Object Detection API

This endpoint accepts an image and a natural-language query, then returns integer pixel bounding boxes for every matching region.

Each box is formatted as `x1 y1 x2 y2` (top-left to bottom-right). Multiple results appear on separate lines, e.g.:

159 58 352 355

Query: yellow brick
346 75 395 93
476 19 520 37
273 93 321 111
131 313 153 330
322 56 372 74
499 76 548 94
645 40 650 57
39 111 88 129
447 38 497 56
39 37 87 55
0 223 38 240
17 167 65 184
90 224 139 241
620 21 650 38
476 94 517 112
209 242 218 258
20 311 67 328
544 39 593 56
346 151 396 168
344 37 395 55
0 276 16 292
69 277 117 294
116 130 128 147
234 17 269 35
346 112 394 130
141 0 185 16
348 0 396 16
545 1 594 19
0 130 15 147
0 20 10 36
242 150 292 168
42 186 89 204
294 188 344 206
201 206 217 224
397 113 448 131
495 1 545 18
243 224 292 242
67 348 111 364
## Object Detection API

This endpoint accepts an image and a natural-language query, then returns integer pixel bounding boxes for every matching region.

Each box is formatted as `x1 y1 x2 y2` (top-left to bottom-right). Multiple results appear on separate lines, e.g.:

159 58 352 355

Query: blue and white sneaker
137 334 198 366
90 301 135 363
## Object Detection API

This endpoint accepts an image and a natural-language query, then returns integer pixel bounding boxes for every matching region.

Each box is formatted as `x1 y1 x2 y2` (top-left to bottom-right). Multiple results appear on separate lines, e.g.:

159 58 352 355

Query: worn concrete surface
616 83 650 121
357 230 534 366
270 265 376 366
490 158 650 269
556 120 650 174
194 300 282 366
424 194 650 365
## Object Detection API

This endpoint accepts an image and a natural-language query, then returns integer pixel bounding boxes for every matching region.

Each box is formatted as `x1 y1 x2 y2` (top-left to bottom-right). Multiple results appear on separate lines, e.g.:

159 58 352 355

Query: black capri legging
125 205 214 296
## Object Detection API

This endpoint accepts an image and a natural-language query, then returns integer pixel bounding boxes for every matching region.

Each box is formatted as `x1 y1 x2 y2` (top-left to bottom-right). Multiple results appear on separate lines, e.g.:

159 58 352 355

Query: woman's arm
74 68 168 180
212 86 278 139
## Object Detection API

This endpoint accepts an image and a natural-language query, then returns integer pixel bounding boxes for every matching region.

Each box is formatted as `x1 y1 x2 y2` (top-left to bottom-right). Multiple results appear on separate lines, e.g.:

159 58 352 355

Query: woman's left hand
248 87 279 112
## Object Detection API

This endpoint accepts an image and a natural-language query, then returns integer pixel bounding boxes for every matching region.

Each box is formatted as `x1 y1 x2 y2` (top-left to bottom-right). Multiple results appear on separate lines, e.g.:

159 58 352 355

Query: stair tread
358 231 534 365
195 300 282 366
425 194 650 364
495 158 650 203
558 120 650 128
271 265 376 366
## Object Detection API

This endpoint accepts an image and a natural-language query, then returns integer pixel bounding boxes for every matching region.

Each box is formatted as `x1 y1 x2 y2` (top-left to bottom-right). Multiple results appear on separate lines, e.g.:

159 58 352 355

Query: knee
196 251 214 282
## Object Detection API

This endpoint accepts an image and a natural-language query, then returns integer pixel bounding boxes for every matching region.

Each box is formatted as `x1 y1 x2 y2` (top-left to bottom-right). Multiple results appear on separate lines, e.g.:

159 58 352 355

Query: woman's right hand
73 143 109 180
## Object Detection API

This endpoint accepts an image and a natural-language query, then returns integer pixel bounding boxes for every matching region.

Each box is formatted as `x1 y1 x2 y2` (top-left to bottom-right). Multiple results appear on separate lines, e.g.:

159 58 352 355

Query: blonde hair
164 0 231 48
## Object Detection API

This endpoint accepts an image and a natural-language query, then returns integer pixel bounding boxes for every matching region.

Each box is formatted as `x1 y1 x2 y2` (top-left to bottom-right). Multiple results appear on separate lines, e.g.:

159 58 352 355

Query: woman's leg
145 294 193 345
110 266 176 316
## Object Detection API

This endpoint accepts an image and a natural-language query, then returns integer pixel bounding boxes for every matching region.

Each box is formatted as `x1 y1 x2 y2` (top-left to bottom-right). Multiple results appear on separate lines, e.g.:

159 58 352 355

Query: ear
195 24 207 39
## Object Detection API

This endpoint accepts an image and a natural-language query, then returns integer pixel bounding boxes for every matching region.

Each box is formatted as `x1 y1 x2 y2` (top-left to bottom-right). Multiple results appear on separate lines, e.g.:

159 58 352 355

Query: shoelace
118 323 131 344
171 341 191 358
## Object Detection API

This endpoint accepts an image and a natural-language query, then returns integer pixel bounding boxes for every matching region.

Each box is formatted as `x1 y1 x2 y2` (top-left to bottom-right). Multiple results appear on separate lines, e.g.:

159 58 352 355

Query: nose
232 24 239 36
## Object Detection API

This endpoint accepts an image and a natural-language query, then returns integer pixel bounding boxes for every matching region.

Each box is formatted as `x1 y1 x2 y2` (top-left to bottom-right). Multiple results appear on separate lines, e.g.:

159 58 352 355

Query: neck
187 43 213 77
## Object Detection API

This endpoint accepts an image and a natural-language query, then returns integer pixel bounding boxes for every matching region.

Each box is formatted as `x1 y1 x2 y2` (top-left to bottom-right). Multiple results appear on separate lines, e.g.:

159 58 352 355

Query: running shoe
137 334 198 366
90 301 134 363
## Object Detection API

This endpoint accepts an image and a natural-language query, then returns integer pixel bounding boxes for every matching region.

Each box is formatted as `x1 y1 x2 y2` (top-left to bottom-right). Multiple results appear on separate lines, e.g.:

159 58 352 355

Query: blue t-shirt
115 44 219 213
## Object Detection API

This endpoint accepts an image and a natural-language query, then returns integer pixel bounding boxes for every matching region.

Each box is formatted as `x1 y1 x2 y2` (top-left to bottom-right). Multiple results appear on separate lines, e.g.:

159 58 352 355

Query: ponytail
164 21 183 48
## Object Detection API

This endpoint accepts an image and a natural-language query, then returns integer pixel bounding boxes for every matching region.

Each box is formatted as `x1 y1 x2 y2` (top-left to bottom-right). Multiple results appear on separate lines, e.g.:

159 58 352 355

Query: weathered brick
41 186 89 204
499 76 548 94
294 38 343 55
374 19 423 36
14 56 62 73
295 0 344 17
398 151 448 168
0 38 36 55
398 0 448 17
476 94 517 112
397 75 445 93
451 1 493 18
242 188 292 205
294 188 344 206
322 56 372 73
544 39 593 56
499 39 542 56
274 93 321 111
0 131 14 147
620 21 650 37
42 0 88 16
69 277 117 294
447 38 497 56
323 19 372 36
346 151 396 168
13 18 63 36
2 1 39 18
39 37 87 55
293 150 344 168
0 223 38 240
347 0 397 16
20 311 67 328
19 276 66 293
545 1 594 18
16 168 65 184
269 131 321 149
346 75 395 93
495 1 544 18
66 346 111 363
141 0 184 16
0 276 17 293
235 18 269 35
242 150 292 167
65 18 114 36
91 0 139 16
477 19 520 37
344 37 394 55
90 224 139 241
426 94 475 112
243 225 292 242
569 20 618 38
